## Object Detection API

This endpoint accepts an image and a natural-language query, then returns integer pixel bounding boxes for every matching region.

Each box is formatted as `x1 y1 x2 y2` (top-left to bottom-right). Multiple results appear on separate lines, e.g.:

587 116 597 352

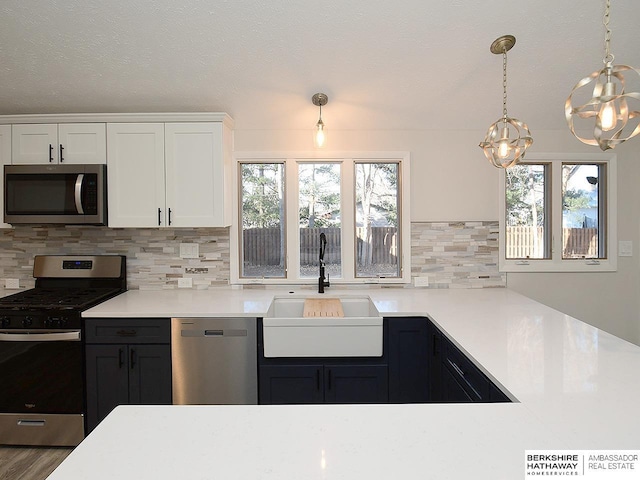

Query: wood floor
0 447 73 480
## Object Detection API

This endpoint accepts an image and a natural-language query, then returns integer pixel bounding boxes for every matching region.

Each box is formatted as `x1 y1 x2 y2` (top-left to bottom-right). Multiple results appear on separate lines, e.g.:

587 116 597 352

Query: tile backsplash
0 221 503 290
0 226 230 290
411 221 505 289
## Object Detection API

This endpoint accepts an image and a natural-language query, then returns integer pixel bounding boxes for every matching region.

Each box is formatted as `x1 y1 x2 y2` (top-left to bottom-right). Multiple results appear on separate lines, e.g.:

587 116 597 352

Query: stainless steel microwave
4 164 107 225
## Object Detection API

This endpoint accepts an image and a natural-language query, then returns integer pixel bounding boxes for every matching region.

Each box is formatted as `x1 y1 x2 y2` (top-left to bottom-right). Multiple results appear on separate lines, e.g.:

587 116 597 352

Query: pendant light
312 93 328 148
565 0 640 150
479 35 533 169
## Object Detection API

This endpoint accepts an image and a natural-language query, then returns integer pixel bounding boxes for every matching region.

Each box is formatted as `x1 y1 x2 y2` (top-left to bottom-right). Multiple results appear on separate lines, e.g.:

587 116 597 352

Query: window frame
231 151 411 285
498 152 617 273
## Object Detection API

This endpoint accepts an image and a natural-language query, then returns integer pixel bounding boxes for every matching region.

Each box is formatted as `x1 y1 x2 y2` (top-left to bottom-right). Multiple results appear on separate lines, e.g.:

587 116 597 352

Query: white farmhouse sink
262 296 383 358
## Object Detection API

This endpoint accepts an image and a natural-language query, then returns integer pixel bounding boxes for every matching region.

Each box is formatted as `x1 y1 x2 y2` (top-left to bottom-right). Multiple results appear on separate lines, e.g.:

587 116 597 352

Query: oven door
0 329 85 446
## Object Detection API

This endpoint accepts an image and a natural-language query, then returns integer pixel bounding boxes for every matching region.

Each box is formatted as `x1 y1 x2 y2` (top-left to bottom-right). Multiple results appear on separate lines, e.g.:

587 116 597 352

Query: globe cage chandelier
479 35 533 168
565 0 640 151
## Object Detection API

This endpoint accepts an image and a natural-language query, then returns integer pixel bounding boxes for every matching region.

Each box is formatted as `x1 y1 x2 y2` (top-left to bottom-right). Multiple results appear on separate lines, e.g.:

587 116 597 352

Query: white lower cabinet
107 122 231 228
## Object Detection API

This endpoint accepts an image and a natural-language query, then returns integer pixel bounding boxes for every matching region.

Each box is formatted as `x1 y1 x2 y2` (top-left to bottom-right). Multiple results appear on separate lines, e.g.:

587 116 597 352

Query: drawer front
84 318 170 344
443 339 489 401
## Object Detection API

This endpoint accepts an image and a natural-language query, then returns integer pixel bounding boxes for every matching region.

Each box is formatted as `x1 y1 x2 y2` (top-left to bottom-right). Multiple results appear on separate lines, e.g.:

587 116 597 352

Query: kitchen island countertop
50 287 640 479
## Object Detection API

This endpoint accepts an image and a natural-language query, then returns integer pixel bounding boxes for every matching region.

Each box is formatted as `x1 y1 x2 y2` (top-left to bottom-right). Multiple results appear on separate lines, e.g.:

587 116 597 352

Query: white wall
235 128 640 345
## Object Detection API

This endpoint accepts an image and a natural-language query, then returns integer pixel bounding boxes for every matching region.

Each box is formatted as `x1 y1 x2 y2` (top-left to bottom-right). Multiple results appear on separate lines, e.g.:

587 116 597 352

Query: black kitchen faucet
318 232 330 293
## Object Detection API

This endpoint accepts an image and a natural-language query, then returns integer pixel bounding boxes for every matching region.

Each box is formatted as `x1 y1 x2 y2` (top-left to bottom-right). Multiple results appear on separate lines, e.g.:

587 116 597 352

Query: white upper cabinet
0 125 12 228
107 122 231 228
164 123 229 227
12 123 106 164
107 123 166 228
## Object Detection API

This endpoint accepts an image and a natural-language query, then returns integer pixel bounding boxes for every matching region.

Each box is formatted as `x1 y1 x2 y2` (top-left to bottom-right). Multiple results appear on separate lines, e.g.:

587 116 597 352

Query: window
233 153 410 284
298 163 342 279
239 163 286 278
355 162 400 278
499 153 616 272
505 163 550 260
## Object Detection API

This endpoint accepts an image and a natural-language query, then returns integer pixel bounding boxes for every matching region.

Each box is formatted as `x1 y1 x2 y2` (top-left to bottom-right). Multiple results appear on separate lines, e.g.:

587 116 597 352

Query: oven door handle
0 331 81 342
75 174 85 215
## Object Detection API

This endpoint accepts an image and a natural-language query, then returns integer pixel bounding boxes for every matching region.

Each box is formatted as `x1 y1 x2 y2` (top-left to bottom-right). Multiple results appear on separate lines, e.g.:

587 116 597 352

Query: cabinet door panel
388 317 429 403
128 345 172 405
12 124 58 164
324 365 388 404
85 345 130 432
164 123 226 227
259 365 324 405
106 123 165 227
58 123 106 164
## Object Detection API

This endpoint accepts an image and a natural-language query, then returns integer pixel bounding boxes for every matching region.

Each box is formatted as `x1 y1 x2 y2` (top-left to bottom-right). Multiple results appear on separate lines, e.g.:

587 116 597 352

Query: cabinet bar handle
448 359 465 377
130 348 136 369
17 419 46 427
118 348 124 368
168 208 172 226
158 208 162 226
49 144 53 162
59 144 64 162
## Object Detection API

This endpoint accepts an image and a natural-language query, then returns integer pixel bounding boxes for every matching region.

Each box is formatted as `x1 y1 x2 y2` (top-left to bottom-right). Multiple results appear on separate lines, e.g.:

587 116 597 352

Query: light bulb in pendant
314 119 327 148
599 101 617 131
497 126 511 159
599 79 618 131
311 93 329 148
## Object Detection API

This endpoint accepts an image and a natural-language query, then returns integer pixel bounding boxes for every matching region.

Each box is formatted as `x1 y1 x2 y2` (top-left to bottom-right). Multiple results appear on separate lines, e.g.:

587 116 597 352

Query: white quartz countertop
49 287 640 479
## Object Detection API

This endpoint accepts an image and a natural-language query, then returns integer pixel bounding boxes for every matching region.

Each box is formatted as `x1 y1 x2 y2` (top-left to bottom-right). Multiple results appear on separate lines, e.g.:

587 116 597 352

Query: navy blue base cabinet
84 318 172 432
257 319 388 405
257 317 510 405
259 365 324 404
431 329 510 403
388 317 430 403
259 364 388 404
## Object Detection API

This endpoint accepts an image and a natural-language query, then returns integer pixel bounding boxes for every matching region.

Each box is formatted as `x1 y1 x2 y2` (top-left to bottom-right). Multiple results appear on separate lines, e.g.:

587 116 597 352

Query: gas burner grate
0 288 122 310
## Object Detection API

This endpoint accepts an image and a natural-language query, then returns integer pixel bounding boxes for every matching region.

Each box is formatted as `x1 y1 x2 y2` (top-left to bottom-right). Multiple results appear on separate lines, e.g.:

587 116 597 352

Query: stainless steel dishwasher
171 318 258 404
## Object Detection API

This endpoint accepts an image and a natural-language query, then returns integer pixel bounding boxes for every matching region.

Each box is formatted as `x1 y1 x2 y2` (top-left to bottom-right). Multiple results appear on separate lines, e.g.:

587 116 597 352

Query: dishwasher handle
204 329 248 337
181 329 249 337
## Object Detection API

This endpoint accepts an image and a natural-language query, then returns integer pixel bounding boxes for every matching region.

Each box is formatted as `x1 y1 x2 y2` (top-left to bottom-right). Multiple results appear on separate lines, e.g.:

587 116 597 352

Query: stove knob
22 316 33 327
0 316 10 328
60 317 68 327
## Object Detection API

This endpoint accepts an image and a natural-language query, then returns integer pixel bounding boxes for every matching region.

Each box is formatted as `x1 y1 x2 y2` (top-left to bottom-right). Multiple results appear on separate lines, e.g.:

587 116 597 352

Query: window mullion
342 159 356 282
551 161 563 263
286 158 300 281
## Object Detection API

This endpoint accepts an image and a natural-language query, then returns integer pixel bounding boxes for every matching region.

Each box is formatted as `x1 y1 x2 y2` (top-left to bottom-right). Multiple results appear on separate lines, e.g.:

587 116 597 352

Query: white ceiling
1 0 639 133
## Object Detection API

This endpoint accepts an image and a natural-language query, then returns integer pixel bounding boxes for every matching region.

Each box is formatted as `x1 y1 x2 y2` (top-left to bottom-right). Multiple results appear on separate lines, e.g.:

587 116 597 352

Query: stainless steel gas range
0 255 126 447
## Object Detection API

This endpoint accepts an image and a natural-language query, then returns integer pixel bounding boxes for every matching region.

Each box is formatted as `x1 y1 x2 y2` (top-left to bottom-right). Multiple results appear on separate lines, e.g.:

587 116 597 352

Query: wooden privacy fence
243 227 398 266
506 226 598 258
242 227 282 266
356 226 397 265
299 228 342 265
